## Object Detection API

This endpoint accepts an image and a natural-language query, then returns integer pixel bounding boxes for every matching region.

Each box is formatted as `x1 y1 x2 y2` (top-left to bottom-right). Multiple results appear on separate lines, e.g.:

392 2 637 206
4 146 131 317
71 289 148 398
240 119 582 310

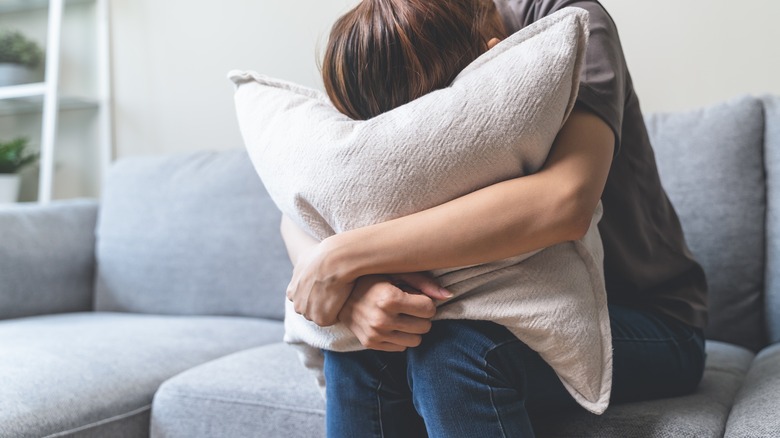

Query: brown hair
322 0 507 120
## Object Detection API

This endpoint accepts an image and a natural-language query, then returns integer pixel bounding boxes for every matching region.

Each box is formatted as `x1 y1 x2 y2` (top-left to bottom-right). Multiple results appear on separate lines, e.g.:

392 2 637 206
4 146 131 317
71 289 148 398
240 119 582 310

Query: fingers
287 277 352 327
373 343 407 352
391 272 453 301
379 292 437 319
284 242 356 327
383 314 432 335
358 330 424 351
340 277 437 351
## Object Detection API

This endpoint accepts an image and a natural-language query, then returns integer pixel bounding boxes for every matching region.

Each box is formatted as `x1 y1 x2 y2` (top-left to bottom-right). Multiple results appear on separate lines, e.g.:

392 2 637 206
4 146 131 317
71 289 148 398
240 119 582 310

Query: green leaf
0 30 44 68
0 137 39 173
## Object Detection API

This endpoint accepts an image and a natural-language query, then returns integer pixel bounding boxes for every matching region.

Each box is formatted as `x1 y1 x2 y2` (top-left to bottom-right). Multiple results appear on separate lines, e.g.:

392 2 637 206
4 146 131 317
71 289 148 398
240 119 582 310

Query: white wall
110 0 780 159
600 0 780 113
110 0 359 158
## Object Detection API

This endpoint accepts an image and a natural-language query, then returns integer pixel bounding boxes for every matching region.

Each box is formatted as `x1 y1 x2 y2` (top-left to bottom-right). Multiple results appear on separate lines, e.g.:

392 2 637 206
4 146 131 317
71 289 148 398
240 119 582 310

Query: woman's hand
286 238 355 327
338 273 449 352
283 214 453 327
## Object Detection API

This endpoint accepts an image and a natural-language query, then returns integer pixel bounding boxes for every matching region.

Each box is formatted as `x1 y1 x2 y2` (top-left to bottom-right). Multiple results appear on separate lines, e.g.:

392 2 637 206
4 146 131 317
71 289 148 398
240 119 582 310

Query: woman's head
322 0 507 120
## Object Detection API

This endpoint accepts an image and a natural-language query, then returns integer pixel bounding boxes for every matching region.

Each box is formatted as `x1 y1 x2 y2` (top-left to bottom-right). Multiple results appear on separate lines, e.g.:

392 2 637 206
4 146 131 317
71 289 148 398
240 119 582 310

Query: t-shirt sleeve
566 1 627 155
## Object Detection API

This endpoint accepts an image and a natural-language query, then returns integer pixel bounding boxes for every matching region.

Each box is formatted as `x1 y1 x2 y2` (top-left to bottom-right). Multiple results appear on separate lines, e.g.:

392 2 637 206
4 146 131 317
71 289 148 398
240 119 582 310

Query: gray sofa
1 95 778 438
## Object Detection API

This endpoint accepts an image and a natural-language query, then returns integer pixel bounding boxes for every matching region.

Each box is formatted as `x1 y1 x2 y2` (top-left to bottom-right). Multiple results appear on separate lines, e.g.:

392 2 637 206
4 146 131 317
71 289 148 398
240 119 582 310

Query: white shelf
0 0 112 203
0 82 100 112
0 82 47 100
0 93 99 116
0 0 91 13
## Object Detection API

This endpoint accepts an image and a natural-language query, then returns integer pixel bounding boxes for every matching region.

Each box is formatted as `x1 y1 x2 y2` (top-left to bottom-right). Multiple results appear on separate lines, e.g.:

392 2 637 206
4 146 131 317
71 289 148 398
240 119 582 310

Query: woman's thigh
405 306 705 434
322 304 706 437
524 303 706 416
322 348 426 438
608 304 706 403
405 318 571 437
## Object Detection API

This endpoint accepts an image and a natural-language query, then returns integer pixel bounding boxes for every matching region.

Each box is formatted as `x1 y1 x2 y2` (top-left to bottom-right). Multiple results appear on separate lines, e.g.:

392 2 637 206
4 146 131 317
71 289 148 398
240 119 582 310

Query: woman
282 0 708 436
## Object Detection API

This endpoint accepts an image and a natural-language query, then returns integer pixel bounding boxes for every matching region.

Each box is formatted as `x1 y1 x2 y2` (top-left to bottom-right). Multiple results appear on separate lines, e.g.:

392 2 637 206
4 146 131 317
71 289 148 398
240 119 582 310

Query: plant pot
0 63 41 87
0 173 21 203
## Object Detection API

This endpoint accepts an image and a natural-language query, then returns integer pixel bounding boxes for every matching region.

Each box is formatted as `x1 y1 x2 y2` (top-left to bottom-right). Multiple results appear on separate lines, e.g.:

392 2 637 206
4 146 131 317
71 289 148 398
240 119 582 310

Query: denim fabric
323 304 705 438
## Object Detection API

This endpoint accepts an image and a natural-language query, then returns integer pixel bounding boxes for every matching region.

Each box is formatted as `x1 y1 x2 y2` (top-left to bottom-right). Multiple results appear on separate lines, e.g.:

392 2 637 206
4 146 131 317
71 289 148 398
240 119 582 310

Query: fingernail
440 288 453 299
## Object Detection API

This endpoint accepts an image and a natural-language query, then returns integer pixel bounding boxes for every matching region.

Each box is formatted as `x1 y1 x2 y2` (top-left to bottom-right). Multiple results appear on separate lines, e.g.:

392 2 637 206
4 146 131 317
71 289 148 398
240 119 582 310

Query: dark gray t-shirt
495 0 708 328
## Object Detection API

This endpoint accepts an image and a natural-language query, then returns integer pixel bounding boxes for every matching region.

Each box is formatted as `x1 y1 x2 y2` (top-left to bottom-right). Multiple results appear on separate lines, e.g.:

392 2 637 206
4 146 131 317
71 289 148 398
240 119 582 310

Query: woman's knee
405 320 543 435
324 349 412 400
406 320 521 387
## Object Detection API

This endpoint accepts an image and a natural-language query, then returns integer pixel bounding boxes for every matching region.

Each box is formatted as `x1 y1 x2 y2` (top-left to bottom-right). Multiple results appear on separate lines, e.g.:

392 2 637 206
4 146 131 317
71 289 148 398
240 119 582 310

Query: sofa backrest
93 97 780 347
94 149 291 321
0 200 98 320
762 95 780 345
648 95 769 351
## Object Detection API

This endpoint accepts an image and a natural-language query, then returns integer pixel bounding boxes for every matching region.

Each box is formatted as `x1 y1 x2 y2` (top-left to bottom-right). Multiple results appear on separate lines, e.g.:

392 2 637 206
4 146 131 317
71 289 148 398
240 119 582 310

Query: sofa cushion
151 340 752 438
95 149 291 321
151 343 325 438
763 95 780 344
0 200 97 320
0 312 283 438
724 343 780 437
647 96 767 351
534 341 754 438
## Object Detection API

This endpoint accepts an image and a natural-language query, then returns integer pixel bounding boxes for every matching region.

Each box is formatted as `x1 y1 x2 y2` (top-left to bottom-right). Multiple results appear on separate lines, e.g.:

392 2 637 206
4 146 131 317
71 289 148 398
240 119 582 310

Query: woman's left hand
286 237 355 327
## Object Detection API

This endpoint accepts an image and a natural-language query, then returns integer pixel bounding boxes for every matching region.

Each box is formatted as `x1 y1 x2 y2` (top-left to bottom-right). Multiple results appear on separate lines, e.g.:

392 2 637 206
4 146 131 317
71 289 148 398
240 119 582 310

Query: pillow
230 7 611 414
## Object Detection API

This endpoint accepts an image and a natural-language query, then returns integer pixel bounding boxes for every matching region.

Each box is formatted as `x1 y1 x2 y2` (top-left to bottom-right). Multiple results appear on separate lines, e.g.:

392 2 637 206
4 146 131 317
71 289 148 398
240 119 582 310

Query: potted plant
0 137 38 203
0 30 44 86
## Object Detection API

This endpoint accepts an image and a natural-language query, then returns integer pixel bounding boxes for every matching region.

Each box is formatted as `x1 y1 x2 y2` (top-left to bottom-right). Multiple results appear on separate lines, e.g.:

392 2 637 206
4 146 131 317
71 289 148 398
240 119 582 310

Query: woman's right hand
338 273 447 352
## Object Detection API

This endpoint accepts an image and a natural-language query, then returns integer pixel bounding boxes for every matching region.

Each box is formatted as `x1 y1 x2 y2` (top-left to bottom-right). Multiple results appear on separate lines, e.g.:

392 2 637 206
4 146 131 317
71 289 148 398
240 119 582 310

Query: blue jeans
322 304 706 438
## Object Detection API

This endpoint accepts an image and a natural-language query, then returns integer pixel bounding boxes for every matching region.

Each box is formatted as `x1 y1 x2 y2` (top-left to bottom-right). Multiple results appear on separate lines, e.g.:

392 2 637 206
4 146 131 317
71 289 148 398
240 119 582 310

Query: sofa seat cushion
0 312 283 438
534 341 754 437
151 343 324 438
151 341 753 438
724 342 780 437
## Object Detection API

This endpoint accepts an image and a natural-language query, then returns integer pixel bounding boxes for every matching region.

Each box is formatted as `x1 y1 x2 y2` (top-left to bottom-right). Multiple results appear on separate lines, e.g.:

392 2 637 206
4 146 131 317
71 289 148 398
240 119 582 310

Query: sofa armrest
724 344 780 437
0 199 98 320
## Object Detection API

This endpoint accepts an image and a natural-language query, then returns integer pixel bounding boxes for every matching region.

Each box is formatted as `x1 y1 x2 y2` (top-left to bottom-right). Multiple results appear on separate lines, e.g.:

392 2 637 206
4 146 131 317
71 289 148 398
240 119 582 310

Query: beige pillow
230 7 611 414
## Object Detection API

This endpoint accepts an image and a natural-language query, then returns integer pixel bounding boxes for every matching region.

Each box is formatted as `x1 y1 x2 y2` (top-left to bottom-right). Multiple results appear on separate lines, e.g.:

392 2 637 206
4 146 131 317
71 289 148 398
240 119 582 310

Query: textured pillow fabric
231 8 611 413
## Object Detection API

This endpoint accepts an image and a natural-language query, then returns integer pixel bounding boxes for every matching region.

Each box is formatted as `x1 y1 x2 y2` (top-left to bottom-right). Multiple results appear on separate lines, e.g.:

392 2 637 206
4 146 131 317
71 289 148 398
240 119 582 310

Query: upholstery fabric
47 407 151 438
150 341 753 438
0 312 284 438
534 341 755 438
0 199 97 320
232 8 613 414
94 149 291 321
763 95 780 344
648 96 768 351
151 343 325 438
724 343 780 437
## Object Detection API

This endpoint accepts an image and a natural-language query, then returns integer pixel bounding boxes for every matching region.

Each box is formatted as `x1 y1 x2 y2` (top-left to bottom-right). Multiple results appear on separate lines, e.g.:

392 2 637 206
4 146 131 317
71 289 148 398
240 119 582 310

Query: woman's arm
288 108 615 326
331 108 614 274
280 215 318 266
281 215 449 342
